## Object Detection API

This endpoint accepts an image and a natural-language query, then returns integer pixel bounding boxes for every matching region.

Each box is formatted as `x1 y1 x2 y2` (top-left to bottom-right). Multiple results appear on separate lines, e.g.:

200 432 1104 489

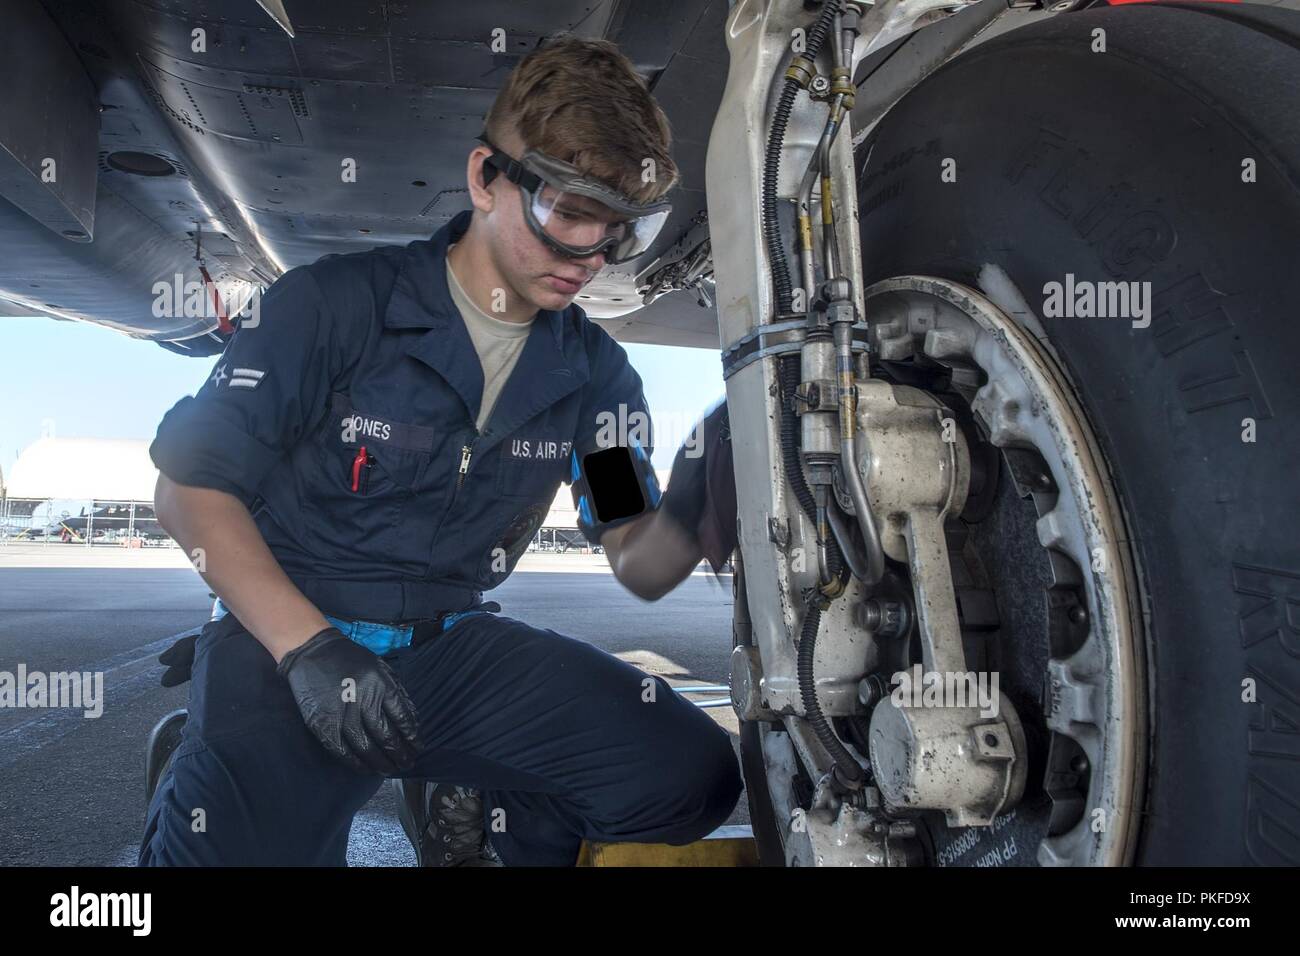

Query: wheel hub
859 274 1147 866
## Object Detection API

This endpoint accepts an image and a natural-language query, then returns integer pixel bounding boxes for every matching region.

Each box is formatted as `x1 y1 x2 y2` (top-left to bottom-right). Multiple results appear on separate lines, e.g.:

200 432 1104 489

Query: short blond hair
484 36 679 203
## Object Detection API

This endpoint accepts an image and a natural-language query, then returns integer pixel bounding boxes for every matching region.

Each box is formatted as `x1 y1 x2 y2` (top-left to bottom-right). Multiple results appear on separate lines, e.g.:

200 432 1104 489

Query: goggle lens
532 186 633 252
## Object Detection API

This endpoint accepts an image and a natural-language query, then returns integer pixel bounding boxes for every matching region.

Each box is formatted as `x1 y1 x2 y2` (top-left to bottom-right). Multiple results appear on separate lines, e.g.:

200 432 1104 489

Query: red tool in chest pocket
350 446 375 493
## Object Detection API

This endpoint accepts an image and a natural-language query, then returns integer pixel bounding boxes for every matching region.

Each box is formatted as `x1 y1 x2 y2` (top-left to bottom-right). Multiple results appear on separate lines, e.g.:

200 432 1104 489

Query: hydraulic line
815 488 834 588
761 3 866 793
766 1 845 553
764 81 799 315
823 8 845 281
825 491 870 581
797 600 864 789
778 353 847 598
834 313 885 584
762 0 841 315
821 151 839 280
816 132 886 583
795 94 845 298
778 355 818 521
792 107 887 583
766 8 884 599
806 9 886 586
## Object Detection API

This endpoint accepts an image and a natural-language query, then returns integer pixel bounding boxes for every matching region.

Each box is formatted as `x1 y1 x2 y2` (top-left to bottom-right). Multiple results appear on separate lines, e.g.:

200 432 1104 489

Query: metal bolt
809 75 830 95
855 600 881 631
857 673 889 707
858 598 907 639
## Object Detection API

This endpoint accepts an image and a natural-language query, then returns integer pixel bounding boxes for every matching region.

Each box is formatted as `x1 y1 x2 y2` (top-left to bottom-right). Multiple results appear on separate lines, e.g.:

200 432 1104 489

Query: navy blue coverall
138 210 741 866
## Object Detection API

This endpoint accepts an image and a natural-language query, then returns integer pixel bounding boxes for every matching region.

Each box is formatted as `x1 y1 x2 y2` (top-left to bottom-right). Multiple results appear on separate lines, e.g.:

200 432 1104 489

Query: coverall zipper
428 431 478 554
456 441 473 491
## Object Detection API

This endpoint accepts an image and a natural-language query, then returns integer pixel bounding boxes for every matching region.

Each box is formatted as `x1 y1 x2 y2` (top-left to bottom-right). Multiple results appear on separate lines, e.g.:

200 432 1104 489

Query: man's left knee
655 716 743 834
698 730 744 825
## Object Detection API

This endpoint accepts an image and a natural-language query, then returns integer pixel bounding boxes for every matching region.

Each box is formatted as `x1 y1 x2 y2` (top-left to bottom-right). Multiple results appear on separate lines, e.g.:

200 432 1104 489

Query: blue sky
0 316 724 476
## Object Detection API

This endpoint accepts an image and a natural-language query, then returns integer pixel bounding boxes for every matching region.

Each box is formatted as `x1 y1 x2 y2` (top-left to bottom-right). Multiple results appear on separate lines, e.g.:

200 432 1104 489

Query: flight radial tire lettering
854 5 1300 864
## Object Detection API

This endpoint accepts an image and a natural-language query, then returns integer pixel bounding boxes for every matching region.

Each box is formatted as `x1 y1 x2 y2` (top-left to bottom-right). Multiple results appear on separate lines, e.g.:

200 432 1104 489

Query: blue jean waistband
209 599 501 655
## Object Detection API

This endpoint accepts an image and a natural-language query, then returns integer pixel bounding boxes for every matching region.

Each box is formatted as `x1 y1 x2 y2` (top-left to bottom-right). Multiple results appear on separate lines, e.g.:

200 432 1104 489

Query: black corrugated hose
798 600 865 789
778 355 818 521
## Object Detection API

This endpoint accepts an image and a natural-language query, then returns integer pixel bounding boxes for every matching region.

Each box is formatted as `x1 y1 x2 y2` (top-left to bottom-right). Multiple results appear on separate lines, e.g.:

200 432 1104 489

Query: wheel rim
862 274 1148 866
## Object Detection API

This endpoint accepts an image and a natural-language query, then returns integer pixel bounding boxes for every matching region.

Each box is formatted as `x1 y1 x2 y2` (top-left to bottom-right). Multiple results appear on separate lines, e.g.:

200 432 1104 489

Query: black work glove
660 399 737 573
276 627 421 776
158 632 199 687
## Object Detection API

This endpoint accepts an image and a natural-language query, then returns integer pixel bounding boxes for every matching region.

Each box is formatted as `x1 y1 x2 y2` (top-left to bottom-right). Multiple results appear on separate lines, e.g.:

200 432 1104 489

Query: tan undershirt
446 245 534 432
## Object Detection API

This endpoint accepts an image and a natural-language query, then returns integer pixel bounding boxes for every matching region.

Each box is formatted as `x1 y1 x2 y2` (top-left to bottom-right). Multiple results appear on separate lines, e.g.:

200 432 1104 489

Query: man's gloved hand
158 632 199 687
660 399 737 573
276 627 421 776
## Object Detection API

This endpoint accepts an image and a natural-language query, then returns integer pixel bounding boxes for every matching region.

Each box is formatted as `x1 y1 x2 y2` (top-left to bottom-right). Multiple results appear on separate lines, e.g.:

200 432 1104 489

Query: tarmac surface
0 544 744 866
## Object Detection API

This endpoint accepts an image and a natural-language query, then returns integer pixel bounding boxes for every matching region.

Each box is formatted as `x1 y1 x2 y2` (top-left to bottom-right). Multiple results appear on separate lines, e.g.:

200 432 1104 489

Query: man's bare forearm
153 474 329 662
602 509 703 601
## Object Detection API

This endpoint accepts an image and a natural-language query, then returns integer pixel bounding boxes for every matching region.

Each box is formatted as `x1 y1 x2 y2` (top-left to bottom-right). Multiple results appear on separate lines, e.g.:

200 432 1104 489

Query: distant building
6 438 158 501
1 439 161 542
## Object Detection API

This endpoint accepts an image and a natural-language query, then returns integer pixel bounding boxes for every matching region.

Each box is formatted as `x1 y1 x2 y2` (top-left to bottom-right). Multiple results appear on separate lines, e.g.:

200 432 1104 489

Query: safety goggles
476 134 671 265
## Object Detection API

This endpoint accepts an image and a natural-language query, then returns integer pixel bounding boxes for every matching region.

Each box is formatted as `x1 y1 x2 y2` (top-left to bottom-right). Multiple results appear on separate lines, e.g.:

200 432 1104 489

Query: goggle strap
481 150 543 194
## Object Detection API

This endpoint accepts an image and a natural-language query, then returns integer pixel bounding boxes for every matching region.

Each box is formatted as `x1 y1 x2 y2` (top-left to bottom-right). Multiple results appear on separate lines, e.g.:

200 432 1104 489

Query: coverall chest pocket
324 397 434 493
495 405 579 500
495 432 574 500
299 395 435 561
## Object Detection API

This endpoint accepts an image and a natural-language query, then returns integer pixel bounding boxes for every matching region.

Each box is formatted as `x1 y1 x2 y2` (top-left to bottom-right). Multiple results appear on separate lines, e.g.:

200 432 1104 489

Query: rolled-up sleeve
150 266 344 505
568 327 660 542
574 328 654 456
